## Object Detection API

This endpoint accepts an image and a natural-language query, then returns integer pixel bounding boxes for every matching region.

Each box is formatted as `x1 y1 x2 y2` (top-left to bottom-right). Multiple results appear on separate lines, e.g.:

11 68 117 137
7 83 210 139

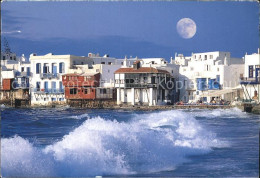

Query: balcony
14 83 30 89
40 73 60 80
125 83 157 88
15 72 32 77
240 77 260 85
34 88 64 94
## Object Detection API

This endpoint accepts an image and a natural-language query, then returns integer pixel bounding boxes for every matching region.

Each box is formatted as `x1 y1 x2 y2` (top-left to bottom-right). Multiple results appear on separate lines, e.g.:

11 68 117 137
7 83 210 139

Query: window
59 62 65 73
43 63 49 73
52 63 57 74
151 77 155 84
248 65 254 78
217 68 219 72
70 88 77 95
51 82 56 92
210 55 213 59
121 62 123 65
152 61 155 64
84 89 88 94
36 63 41 74
36 82 41 91
21 67 24 72
100 89 107 94
59 81 64 92
44 81 48 92
101 62 105 64
205 55 207 60
108 70 110 73
190 67 194 71
108 62 112 65
143 77 147 83
10 56 12 60
3 56 5 60
51 98 56 101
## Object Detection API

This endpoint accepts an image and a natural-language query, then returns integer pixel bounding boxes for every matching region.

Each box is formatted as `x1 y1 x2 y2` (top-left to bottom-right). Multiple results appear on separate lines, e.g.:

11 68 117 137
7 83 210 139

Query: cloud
2 30 22 34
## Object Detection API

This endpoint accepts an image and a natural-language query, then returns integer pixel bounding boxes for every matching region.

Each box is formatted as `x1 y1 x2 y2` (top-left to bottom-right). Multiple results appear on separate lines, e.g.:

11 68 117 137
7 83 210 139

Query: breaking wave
191 107 248 118
1 110 228 177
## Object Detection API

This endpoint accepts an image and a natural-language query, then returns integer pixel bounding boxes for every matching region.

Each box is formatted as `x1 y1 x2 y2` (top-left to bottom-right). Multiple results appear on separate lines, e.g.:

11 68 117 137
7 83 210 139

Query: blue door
51 82 56 93
59 81 64 92
255 68 260 82
52 63 57 76
44 82 48 93
196 78 207 91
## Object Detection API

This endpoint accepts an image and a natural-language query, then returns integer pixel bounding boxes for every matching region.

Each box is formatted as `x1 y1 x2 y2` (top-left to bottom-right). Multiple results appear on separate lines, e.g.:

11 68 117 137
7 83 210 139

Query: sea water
1 107 259 177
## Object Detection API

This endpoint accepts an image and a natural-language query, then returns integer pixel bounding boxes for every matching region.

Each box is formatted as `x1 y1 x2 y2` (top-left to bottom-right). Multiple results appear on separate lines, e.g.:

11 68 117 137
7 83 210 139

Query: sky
1 1 259 60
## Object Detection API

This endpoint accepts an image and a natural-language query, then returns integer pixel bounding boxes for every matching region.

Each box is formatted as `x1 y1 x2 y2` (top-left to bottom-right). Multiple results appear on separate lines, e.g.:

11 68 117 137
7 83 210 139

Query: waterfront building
175 51 244 103
0 53 31 106
62 73 101 100
29 53 93 106
114 60 176 106
240 49 260 103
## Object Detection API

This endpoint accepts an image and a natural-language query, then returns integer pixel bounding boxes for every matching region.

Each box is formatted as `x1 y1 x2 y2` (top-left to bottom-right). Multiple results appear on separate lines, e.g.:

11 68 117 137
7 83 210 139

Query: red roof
115 67 170 74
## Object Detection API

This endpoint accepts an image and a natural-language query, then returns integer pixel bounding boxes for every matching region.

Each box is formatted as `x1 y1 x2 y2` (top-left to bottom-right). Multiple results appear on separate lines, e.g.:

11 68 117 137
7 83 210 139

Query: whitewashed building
0 52 31 104
114 60 176 106
175 51 244 103
29 53 93 105
240 49 260 103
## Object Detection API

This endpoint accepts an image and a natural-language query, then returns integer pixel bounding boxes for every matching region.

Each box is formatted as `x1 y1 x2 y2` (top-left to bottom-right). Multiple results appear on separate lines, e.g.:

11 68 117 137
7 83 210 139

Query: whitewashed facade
240 49 260 103
175 51 244 103
29 53 93 105
114 60 176 106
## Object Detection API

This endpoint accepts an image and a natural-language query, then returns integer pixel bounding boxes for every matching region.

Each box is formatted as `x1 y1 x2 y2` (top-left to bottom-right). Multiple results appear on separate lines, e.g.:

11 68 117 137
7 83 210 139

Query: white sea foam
1 110 228 177
192 107 248 118
66 113 90 119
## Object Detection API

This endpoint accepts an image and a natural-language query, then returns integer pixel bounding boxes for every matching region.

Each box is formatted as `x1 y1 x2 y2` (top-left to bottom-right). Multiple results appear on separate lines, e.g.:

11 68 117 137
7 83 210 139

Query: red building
62 73 100 100
2 78 14 90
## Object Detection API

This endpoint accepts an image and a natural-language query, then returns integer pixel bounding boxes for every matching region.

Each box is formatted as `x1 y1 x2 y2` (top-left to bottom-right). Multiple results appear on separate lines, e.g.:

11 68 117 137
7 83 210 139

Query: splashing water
1 110 229 177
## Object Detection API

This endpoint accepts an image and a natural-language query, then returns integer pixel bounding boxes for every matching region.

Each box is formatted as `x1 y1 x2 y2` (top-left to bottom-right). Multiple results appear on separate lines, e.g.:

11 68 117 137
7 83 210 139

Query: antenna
3 37 11 54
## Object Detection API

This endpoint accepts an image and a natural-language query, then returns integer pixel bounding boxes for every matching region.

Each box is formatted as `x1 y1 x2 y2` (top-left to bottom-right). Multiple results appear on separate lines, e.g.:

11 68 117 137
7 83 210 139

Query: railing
34 88 64 94
240 77 260 84
125 83 157 88
40 73 60 79
14 83 30 89
15 72 32 77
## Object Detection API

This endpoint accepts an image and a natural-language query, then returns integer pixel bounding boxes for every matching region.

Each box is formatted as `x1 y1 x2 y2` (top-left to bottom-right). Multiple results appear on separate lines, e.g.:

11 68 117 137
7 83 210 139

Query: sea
1 106 259 177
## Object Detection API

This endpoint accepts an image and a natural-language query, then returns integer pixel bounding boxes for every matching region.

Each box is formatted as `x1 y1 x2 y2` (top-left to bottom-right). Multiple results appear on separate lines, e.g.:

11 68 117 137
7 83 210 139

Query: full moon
176 18 197 39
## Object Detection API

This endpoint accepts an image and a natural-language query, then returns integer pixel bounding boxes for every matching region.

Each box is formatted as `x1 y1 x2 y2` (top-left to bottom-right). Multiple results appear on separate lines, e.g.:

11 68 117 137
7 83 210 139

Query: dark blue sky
1 1 259 60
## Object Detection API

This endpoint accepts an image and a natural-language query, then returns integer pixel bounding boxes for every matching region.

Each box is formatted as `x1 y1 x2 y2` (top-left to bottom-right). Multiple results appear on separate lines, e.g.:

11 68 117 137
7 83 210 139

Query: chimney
133 60 141 70
170 57 174 64
123 56 127 67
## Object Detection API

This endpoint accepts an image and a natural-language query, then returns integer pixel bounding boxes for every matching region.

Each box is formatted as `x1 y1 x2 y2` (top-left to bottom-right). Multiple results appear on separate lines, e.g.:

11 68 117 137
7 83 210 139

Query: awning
201 87 242 97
